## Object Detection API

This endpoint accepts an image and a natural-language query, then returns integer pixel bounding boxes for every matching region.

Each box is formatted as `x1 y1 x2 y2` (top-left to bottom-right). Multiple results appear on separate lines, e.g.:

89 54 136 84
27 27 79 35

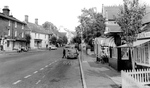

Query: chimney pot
2 6 10 16
35 18 38 25
25 15 28 23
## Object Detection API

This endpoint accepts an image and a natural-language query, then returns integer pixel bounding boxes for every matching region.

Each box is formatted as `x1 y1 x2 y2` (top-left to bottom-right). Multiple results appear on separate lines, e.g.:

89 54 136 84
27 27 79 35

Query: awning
104 24 122 34
95 37 116 47
118 39 150 48
34 39 42 41
6 39 16 41
103 37 116 47
16 39 26 42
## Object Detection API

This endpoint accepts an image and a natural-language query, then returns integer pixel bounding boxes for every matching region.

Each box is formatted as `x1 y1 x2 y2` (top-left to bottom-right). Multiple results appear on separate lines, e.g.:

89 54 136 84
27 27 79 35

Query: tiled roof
103 6 150 21
141 6 150 24
27 22 51 34
142 12 150 24
141 23 150 32
0 13 26 24
103 6 121 20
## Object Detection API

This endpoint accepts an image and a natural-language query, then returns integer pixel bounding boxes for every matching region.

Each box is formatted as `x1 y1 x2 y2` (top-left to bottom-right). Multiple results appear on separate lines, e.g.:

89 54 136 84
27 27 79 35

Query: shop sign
137 32 150 39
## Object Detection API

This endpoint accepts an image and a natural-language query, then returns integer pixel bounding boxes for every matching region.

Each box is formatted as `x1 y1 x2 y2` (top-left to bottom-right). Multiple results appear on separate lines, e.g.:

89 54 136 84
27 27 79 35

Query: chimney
25 15 28 23
35 18 38 25
2 6 10 16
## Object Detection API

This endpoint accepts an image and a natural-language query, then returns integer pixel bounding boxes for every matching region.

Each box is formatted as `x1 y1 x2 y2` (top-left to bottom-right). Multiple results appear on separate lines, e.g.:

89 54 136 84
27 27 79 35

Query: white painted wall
3 40 13 51
30 32 49 49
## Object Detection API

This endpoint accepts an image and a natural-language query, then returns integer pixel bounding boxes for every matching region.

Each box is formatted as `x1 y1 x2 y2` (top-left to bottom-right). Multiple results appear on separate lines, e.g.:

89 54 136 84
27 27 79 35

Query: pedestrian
46 44 48 49
62 47 66 58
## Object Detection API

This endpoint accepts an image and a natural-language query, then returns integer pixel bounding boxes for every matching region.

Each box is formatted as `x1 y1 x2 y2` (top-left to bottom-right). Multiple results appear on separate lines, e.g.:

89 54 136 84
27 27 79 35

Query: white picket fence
121 69 150 88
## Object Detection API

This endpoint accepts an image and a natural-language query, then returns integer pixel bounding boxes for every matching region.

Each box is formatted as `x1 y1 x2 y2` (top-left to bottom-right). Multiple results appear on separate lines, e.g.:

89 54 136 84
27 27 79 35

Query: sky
0 0 150 32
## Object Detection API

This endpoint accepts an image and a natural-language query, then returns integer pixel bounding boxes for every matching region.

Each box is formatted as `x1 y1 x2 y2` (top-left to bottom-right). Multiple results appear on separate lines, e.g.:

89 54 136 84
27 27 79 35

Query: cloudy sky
0 0 150 31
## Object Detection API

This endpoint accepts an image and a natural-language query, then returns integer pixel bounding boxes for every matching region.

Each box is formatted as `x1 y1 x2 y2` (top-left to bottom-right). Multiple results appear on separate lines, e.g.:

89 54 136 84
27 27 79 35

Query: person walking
62 47 66 58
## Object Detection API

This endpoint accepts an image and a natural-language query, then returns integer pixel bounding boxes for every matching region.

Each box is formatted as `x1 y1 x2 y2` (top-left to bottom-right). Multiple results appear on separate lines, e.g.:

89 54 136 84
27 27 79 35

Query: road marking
42 75 45 78
13 80 21 84
40 68 44 70
36 80 41 84
24 75 31 78
45 65 48 67
49 63 52 65
34 71 38 74
49 60 57 65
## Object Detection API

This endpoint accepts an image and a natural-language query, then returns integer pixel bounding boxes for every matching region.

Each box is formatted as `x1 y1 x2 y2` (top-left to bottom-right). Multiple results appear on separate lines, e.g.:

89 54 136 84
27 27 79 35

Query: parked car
48 45 57 50
65 44 70 48
66 46 79 59
17 46 28 52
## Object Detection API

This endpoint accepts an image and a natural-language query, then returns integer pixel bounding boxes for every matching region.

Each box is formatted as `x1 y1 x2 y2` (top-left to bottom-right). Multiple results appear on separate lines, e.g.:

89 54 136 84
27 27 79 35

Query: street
0 48 82 88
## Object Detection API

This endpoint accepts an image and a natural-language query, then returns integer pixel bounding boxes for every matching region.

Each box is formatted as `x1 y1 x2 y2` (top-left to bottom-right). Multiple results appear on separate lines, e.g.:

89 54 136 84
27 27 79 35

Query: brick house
0 6 30 51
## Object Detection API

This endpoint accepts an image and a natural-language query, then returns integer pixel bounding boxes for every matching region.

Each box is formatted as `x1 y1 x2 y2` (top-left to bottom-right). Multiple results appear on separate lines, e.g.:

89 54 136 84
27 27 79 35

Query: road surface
0 48 82 88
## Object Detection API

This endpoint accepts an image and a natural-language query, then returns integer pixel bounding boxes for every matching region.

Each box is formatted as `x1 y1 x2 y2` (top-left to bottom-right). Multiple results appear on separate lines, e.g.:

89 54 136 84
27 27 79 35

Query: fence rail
121 69 150 88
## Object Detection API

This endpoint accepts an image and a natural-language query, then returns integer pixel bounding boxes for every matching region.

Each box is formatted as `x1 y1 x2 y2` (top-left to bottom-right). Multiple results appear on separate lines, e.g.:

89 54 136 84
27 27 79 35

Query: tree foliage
50 36 57 45
25 34 31 44
77 7 105 44
116 0 146 45
56 37 62 44
62 36 68 44
71 36 81 44
42 21 57 30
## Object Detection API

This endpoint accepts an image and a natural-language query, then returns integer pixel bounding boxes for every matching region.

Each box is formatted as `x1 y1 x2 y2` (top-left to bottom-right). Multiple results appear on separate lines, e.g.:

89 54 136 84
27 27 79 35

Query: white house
24 15 51 49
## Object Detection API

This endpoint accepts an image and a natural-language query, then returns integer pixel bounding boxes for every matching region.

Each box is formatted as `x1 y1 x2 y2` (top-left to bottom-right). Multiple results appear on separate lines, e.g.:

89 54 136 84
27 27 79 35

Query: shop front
34 39 42 49
119 31 150 69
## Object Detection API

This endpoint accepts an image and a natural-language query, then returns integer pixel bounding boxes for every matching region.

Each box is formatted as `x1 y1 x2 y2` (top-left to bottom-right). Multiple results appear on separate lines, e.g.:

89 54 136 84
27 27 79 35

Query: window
145 43 149 64
22 24 24 29
22 32 24 38
15 22 17 28
8 29 10 36
8 20 11 26
35 33 36 38
15 31 17 37
7 41 10 47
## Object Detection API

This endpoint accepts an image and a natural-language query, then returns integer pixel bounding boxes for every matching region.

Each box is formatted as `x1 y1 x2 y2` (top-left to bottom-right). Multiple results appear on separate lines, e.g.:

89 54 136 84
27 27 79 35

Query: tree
42 21 57 30
50 36 57 45
42 21 60 45
71 36 81 44
116 0 146 45
25 34 31 47
116 0 146 69
56 37 63 45
62 36 68 44
77 7 105 44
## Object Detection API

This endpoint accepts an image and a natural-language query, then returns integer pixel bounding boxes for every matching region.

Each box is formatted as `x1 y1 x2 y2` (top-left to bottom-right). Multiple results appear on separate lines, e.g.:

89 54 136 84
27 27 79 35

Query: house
94 5 123 71
24 15 52 49
0 6 30 51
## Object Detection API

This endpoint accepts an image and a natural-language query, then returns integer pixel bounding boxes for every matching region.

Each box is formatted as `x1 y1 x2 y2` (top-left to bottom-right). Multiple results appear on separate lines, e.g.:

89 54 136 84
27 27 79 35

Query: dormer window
15 22 17 28
15 31 17 37
22 24 24 29
8 20 11 26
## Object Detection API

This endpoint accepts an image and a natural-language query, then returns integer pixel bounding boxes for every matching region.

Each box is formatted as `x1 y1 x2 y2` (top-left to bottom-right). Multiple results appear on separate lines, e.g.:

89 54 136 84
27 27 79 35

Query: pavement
82 50 122 88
